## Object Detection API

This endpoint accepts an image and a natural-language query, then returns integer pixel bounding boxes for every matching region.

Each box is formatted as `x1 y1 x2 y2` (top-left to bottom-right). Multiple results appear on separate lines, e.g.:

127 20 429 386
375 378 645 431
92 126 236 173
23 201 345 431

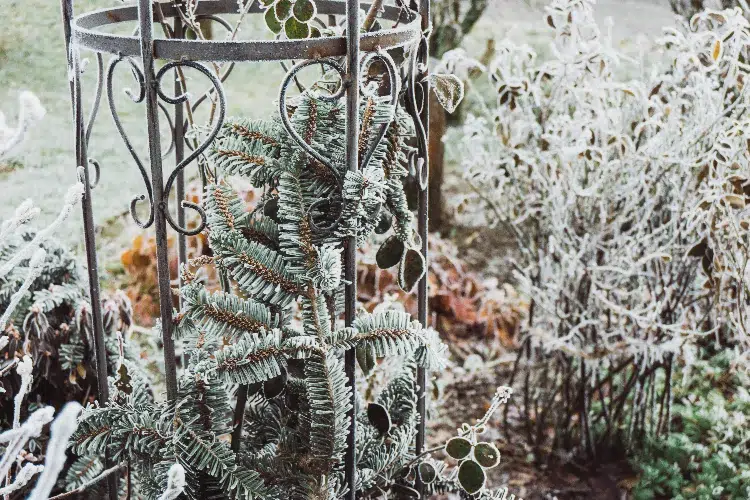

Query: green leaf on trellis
356 344 376 375
293 0 316 22
265 8 282 34
275 0 293 20
458 460 486 494
398 247 425 292
417 462 437 484
445 437 472 460
375 211 392 234
473 442 500 468
310 26 321 38
376 235 404 270
285 16 310 39
367 402 392 435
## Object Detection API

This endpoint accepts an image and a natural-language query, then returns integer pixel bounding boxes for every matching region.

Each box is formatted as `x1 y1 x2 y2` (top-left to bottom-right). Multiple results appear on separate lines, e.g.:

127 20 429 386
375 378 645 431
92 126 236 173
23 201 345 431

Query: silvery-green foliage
68 75 475 499
451 0 750 458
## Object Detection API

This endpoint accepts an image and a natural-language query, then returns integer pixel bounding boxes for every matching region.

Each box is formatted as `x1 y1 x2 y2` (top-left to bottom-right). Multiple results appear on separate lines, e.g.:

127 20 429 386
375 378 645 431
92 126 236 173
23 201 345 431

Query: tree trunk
428 91 447 232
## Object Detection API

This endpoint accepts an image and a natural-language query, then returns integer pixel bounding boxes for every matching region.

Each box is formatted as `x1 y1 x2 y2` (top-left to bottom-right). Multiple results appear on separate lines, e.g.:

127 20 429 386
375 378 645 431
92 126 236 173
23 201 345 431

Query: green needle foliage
69 73 513 499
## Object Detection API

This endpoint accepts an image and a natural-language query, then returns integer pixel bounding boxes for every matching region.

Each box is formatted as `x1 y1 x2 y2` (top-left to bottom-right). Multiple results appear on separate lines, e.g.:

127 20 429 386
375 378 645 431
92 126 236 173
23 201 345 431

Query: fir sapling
70 63 512 498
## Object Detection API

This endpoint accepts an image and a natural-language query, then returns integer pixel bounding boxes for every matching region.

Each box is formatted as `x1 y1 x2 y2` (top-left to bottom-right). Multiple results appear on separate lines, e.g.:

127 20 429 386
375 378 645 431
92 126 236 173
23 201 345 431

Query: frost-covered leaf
428 73 465 113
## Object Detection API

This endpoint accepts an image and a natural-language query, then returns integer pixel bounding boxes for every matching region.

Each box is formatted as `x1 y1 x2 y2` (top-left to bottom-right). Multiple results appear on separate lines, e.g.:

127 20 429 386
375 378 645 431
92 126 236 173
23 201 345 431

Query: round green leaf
376 235 404 270
445 436 472 460
457 460 486 495
284 16 310 39
367 402 392 435
398 247 425 292
356 344 376 375
264 8 282 34
263 197 279 221
275 0 292 19
417 462 437 484
292 0 316 22
473 442 500 469
246 381 262 396
374 211 392 234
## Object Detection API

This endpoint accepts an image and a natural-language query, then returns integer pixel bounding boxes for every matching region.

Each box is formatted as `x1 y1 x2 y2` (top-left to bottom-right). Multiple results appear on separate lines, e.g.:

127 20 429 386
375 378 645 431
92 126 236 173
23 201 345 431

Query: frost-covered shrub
0 188 135 427
450 0 750 461
0 186 132 497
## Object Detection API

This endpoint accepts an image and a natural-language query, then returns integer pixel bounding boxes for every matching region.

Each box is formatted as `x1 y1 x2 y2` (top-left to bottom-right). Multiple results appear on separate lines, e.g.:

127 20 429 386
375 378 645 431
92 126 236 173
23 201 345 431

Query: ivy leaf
356 344 376 375
292 0 316 23
428 73 465 113
264 197 280 222
398 247 425 292
445 437 472 460
374 211 392 234
417 462 437 484
473 442 500 468
275 0 292 20
284 17 310 39
264 8 282 34
458 460 486 494
367 402 392 435
376 235 404 270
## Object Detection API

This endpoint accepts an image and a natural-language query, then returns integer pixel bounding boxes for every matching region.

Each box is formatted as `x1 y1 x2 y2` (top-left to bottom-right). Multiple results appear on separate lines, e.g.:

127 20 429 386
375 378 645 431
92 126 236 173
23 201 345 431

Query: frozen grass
0 0 285 252
0 0 675 256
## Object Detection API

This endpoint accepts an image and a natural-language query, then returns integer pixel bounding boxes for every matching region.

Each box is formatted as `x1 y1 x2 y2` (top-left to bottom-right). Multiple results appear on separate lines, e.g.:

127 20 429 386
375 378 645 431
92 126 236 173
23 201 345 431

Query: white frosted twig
12 355 33 429
0 407 54 488
0 462 44 496
0 247 46 330
0 198 40 241
0 182 83 280
158 463 186 500
0 91 46 159
27 402 83 500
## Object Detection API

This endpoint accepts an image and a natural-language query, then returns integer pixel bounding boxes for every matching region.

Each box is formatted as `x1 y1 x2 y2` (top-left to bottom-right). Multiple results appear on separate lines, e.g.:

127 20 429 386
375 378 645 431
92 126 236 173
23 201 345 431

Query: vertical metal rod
415 0 430 496
138 0 179 401
173 8 189 372
61 2 118 498
174 17 187 293
344 0 360 498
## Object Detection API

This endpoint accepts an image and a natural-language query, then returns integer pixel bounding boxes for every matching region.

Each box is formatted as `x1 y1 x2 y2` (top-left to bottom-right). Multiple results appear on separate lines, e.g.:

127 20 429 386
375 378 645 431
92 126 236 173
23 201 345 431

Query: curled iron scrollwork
106 55 155 229
277 51 401 233
156 60 227 236
403 36 429 191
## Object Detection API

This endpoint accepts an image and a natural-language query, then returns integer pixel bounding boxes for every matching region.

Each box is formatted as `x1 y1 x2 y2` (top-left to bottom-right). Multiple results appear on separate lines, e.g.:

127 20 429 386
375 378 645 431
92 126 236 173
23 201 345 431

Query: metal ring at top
73 0 420 62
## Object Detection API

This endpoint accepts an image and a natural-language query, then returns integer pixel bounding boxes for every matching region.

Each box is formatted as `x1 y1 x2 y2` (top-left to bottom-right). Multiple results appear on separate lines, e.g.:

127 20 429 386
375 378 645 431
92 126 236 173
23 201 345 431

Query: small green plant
68 67 513 498
632 350 750 500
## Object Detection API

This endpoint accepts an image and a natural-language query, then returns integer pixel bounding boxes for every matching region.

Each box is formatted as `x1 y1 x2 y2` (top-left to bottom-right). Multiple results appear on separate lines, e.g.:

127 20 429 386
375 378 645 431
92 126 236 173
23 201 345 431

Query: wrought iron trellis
60 0 430 497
